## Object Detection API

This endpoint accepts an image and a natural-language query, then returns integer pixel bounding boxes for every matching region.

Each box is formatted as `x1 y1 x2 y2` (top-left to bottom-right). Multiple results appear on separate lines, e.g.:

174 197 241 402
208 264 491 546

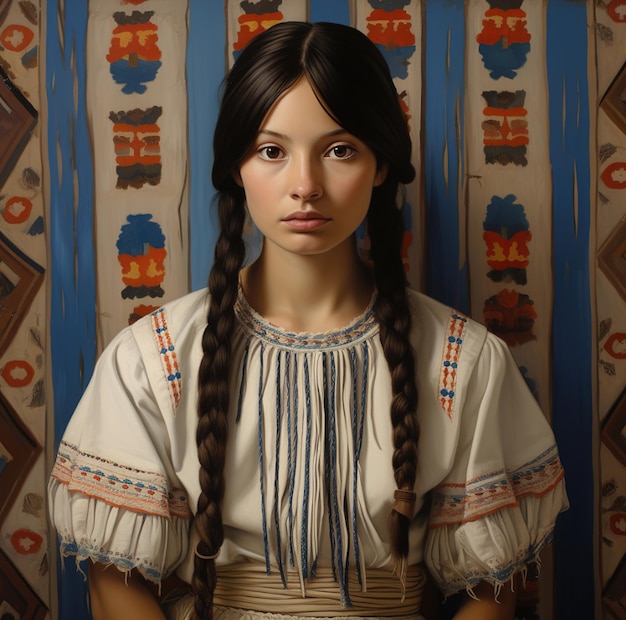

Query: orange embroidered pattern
51 441 191 520
429 444 565 528
152 307 182 409
439 311 468 419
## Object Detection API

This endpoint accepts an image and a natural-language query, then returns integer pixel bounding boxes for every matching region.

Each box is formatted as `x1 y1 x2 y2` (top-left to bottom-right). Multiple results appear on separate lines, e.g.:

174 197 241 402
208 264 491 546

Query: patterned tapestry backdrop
86 0 189 347
0 1 48 619
18 0 622 618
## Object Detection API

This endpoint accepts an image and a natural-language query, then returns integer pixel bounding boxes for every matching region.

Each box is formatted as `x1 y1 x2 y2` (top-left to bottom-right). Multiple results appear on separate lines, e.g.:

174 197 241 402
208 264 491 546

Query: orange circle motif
10 528 43 555
0 25 34 52
1 360 35 387
3 196 33 224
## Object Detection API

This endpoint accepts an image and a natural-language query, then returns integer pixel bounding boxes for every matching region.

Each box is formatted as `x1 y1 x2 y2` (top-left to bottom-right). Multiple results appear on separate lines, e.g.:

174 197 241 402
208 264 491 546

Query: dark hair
193 21 419 619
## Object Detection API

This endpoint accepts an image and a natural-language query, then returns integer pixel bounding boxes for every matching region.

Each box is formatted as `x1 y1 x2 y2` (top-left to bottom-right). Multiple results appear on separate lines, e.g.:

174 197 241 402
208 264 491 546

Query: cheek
350 173 378 206
239 170 268 203
333 168 377 196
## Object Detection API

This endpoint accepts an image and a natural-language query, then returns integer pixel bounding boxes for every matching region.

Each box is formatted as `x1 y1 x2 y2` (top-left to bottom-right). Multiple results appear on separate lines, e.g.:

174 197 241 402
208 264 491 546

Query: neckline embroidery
234 287 379 351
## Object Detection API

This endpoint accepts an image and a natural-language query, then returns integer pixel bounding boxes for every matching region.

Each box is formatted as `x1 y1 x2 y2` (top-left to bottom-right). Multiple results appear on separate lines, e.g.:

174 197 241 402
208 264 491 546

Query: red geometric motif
483 229 531 270
604 333 626 360
10 528 43 554
110 107 162 189
106 15 161 64
610 513 626 536
112 121 160 171
601 161 626 189
608 0 626 23
482 91 529 166
0 25 34 52
483 289 537 346
366 8 416 47
233 11 284 51
1 360 35 387
129 303 160 325
118 247 167 288
483 104 528 148
2 196 33 224
476 9 531 45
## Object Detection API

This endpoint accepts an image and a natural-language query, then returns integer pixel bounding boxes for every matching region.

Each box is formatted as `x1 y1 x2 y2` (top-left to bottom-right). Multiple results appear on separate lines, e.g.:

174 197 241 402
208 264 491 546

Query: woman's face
236 78 387 259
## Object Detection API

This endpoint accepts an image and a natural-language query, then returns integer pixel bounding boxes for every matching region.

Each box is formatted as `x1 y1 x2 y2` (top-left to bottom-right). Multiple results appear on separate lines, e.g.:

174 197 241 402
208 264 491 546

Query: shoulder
130 288 209 355
118 288 209 416
405 289 511 423
136 287 209 334
407 288 490 361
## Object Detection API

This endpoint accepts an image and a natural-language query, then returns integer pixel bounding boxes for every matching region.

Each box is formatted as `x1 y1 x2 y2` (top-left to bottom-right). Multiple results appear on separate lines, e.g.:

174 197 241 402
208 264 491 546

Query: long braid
368 184 419 568
191 192 246 620
188 20 419 614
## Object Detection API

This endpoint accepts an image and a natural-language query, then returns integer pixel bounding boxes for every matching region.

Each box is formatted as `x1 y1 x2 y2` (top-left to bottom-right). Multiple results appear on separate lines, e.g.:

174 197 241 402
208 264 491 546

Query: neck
241 240 374 332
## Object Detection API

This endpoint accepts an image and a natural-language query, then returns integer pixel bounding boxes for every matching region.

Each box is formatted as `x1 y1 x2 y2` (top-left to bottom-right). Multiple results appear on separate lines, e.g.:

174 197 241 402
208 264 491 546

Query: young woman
49 21 568 620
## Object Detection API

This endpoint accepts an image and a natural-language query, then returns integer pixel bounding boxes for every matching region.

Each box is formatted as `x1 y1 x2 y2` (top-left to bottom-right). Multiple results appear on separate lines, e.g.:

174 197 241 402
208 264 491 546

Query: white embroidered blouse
48 287 568 603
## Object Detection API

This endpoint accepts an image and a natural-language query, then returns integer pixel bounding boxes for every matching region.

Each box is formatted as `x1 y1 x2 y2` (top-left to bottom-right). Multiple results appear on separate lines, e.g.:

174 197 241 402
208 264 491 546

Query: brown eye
328 145 355 159
259 146 284 160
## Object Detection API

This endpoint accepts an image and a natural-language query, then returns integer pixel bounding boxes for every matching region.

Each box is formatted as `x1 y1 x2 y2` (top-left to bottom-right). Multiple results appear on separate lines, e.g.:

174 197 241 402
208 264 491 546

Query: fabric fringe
240 337 373 606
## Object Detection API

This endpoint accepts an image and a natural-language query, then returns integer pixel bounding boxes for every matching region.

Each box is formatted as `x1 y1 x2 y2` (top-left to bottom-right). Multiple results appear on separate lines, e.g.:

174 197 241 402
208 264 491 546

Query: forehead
258 78 342 135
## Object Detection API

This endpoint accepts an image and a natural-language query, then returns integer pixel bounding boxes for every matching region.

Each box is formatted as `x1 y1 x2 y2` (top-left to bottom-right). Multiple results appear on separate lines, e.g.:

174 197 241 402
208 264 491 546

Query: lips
282 210 331 231
283 210 328 221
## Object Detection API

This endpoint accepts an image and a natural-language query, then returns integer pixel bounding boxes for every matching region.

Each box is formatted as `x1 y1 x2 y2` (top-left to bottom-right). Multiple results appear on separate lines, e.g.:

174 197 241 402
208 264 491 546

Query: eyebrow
257 128 350 140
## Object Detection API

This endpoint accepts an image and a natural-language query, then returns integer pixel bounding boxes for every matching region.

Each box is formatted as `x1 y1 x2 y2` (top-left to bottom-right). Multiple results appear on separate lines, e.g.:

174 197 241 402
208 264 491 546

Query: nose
289 155 323 202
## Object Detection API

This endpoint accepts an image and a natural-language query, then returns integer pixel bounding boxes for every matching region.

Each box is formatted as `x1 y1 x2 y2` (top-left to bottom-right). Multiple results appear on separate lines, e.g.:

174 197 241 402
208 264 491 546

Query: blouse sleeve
423 330 568 597
47 322 191 585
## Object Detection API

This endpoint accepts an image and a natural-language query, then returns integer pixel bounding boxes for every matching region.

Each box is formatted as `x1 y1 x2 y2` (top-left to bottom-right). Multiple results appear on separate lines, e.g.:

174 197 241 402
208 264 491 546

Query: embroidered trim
58 537 163 583
51 441 191 520
438 311 468 420
151 307 182 410
434 528 554 597
235 289 378 351
429 444 565 528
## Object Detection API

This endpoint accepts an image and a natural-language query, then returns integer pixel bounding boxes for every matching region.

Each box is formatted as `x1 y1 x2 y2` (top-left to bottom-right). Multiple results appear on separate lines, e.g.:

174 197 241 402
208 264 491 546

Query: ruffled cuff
48 442 191 584
424 478 567 597
49 479 190 583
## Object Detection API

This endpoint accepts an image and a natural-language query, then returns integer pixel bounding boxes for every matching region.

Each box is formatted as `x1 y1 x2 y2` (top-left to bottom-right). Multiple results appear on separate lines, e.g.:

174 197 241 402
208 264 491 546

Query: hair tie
195 543 220 561
393 489 416 520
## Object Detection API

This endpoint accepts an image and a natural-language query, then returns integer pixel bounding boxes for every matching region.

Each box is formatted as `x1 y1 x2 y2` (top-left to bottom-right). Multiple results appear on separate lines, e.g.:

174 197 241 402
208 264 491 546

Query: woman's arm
453 580 516 620
88 561 167 620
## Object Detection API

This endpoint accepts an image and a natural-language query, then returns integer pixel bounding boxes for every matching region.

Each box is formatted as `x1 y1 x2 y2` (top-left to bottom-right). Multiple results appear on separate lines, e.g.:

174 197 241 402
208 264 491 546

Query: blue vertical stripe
188 0 224 290
287 353 298 565
47 0 95 618
273 352 286 584
257 343 270 573
301 355 312 577
309 0 350 25
424 1 469 313
546 2 594 618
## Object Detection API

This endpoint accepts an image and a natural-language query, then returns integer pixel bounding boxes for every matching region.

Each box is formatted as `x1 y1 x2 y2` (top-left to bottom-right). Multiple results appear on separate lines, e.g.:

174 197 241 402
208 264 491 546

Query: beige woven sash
207 563 426 617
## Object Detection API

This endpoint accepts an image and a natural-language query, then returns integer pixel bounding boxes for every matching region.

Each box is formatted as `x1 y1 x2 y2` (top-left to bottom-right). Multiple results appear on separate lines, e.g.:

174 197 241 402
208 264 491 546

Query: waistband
167 563 426 618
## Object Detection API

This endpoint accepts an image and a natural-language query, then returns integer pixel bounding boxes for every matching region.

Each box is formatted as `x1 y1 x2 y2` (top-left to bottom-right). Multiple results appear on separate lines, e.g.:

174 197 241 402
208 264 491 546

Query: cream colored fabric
166 564 426 619
169 601 424 620
174 605 424 620
49 287 568 608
